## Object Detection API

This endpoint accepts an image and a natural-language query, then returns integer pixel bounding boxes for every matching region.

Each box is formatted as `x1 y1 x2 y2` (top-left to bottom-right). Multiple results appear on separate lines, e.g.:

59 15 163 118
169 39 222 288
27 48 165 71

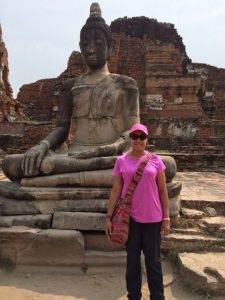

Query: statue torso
68 73 136 152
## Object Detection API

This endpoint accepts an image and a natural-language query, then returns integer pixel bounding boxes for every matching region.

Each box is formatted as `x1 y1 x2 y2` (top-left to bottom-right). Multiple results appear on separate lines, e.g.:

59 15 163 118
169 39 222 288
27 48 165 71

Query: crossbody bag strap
124 153 152 204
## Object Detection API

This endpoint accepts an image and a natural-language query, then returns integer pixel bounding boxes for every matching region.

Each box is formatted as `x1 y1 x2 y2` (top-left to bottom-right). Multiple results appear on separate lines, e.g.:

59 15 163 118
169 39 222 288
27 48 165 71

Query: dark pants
125 218 164 300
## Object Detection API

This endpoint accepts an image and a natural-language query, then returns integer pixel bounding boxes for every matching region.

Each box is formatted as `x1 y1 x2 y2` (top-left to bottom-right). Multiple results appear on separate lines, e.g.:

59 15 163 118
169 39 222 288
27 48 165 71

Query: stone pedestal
0 154 181 266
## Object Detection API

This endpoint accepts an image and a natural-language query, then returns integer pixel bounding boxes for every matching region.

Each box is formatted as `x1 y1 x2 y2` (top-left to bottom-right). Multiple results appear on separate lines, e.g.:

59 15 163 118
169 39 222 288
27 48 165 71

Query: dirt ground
0 258 223 300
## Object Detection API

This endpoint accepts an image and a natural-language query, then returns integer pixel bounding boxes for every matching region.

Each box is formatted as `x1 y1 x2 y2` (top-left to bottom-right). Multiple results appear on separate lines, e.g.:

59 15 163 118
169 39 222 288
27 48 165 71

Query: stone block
179 252 225 292
0 196 39 215
204 207 217 217
181 208 205 219
161 233 223 252
0 227 84 266
0 214 52 228
52 212 105 231
201 216 225 229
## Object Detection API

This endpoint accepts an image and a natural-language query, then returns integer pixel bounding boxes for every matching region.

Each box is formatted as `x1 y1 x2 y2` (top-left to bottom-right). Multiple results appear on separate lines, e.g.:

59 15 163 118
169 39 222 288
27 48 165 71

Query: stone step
0 226 224 268
181 198 225 215
178 252 225 293
175 172 225 215
198 216 225 237
180 207 205 219
161 232 225 252
171 227 202 235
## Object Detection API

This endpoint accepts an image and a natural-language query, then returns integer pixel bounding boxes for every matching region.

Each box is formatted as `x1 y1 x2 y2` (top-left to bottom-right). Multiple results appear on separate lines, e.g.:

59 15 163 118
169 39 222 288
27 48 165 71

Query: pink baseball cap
130 123 148 135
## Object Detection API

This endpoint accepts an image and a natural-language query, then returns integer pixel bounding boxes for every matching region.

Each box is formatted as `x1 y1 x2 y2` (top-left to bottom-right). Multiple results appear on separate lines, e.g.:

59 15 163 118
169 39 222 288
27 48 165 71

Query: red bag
110 200 131 245
109 153 152 246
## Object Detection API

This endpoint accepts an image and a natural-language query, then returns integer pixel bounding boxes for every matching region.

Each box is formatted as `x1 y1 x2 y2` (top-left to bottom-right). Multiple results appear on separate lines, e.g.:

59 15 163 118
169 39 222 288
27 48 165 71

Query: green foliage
172 216 196 229
0 257 15 272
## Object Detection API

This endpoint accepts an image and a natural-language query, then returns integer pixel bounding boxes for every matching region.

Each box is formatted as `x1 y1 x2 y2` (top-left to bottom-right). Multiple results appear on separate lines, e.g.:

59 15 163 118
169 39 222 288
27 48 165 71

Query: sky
1 0 225 97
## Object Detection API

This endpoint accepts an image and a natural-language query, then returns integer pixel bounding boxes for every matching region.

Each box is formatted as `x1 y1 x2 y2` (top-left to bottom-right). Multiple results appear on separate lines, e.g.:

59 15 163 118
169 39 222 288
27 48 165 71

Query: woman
105 123 170 300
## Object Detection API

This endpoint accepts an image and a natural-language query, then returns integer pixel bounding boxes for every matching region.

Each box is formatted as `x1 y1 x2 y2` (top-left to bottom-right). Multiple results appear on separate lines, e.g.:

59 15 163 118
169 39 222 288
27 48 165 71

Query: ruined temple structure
13 17 225 156
0 24 16 122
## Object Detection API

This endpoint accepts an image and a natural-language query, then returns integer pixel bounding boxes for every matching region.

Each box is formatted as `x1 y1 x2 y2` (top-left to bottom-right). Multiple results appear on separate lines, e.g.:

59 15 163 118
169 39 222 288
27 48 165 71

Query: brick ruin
0 25 25 127
0 24 15 122
1 17 225 169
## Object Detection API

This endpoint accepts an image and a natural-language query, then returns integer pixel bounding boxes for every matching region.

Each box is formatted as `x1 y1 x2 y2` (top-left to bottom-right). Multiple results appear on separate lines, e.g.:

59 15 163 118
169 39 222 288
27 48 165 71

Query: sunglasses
129 133 148 141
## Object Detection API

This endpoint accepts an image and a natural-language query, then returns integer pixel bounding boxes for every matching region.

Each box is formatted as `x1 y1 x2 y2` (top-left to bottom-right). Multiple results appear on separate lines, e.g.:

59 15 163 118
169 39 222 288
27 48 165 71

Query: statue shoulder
61 78 77 92
110 74 138 90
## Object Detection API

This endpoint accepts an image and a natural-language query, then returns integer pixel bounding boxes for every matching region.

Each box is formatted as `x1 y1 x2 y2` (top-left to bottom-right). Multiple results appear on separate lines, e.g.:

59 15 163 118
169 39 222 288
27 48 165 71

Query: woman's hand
105 217 112 240
160 220 170 236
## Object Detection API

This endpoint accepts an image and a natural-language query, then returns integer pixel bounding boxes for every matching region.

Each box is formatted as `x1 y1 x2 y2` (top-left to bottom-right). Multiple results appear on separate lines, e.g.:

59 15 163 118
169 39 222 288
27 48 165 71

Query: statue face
80 28 110 70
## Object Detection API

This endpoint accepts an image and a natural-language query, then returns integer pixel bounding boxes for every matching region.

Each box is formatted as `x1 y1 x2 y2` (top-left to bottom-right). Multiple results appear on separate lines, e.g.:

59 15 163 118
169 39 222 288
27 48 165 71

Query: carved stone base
0 180 181 219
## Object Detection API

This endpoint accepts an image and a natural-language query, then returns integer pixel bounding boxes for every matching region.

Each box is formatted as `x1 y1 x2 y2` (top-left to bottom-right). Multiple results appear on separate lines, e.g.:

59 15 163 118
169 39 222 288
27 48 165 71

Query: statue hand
21 143 49 177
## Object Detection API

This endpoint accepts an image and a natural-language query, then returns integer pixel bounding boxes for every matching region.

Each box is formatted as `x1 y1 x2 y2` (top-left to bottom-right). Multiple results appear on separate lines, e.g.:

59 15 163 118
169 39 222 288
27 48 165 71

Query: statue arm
22 79 74 177
43 80 74 150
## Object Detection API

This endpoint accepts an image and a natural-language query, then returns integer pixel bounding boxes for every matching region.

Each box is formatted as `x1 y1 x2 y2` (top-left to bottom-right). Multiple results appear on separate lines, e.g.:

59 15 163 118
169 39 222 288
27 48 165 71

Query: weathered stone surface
0 214 52 228
0 214 47 227
200 216 225 235
84 232 124 251
160 156 177 182
181 208 205 219
0 196 40 215
161 233 224 252
167 181 182 198
176 172 225 215
201 216 225 228
84 250 126 268
0 182 111 200
21 169 113 187
32 199 108 214
168 196 181 217
217 227 225 238
52 212 106 231
0 226 84 265
204 206 217 217
179 252 225 292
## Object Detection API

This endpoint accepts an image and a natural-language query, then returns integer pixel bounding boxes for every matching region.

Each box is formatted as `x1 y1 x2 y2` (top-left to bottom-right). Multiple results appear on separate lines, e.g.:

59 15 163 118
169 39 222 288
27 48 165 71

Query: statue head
80 3 114 70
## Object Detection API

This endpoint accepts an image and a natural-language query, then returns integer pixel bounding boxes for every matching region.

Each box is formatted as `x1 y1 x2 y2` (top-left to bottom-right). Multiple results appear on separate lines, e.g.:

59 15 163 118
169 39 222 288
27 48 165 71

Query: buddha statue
2 3 140 186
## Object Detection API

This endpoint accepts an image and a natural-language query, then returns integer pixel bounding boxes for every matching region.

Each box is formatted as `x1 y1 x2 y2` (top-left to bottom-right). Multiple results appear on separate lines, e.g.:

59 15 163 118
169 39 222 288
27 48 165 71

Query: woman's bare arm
156 171 170 236
105 176 123 239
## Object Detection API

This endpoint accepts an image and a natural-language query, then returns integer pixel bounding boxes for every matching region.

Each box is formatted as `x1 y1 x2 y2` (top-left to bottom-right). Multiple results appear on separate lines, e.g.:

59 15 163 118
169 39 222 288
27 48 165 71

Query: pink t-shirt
113 151 166 223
